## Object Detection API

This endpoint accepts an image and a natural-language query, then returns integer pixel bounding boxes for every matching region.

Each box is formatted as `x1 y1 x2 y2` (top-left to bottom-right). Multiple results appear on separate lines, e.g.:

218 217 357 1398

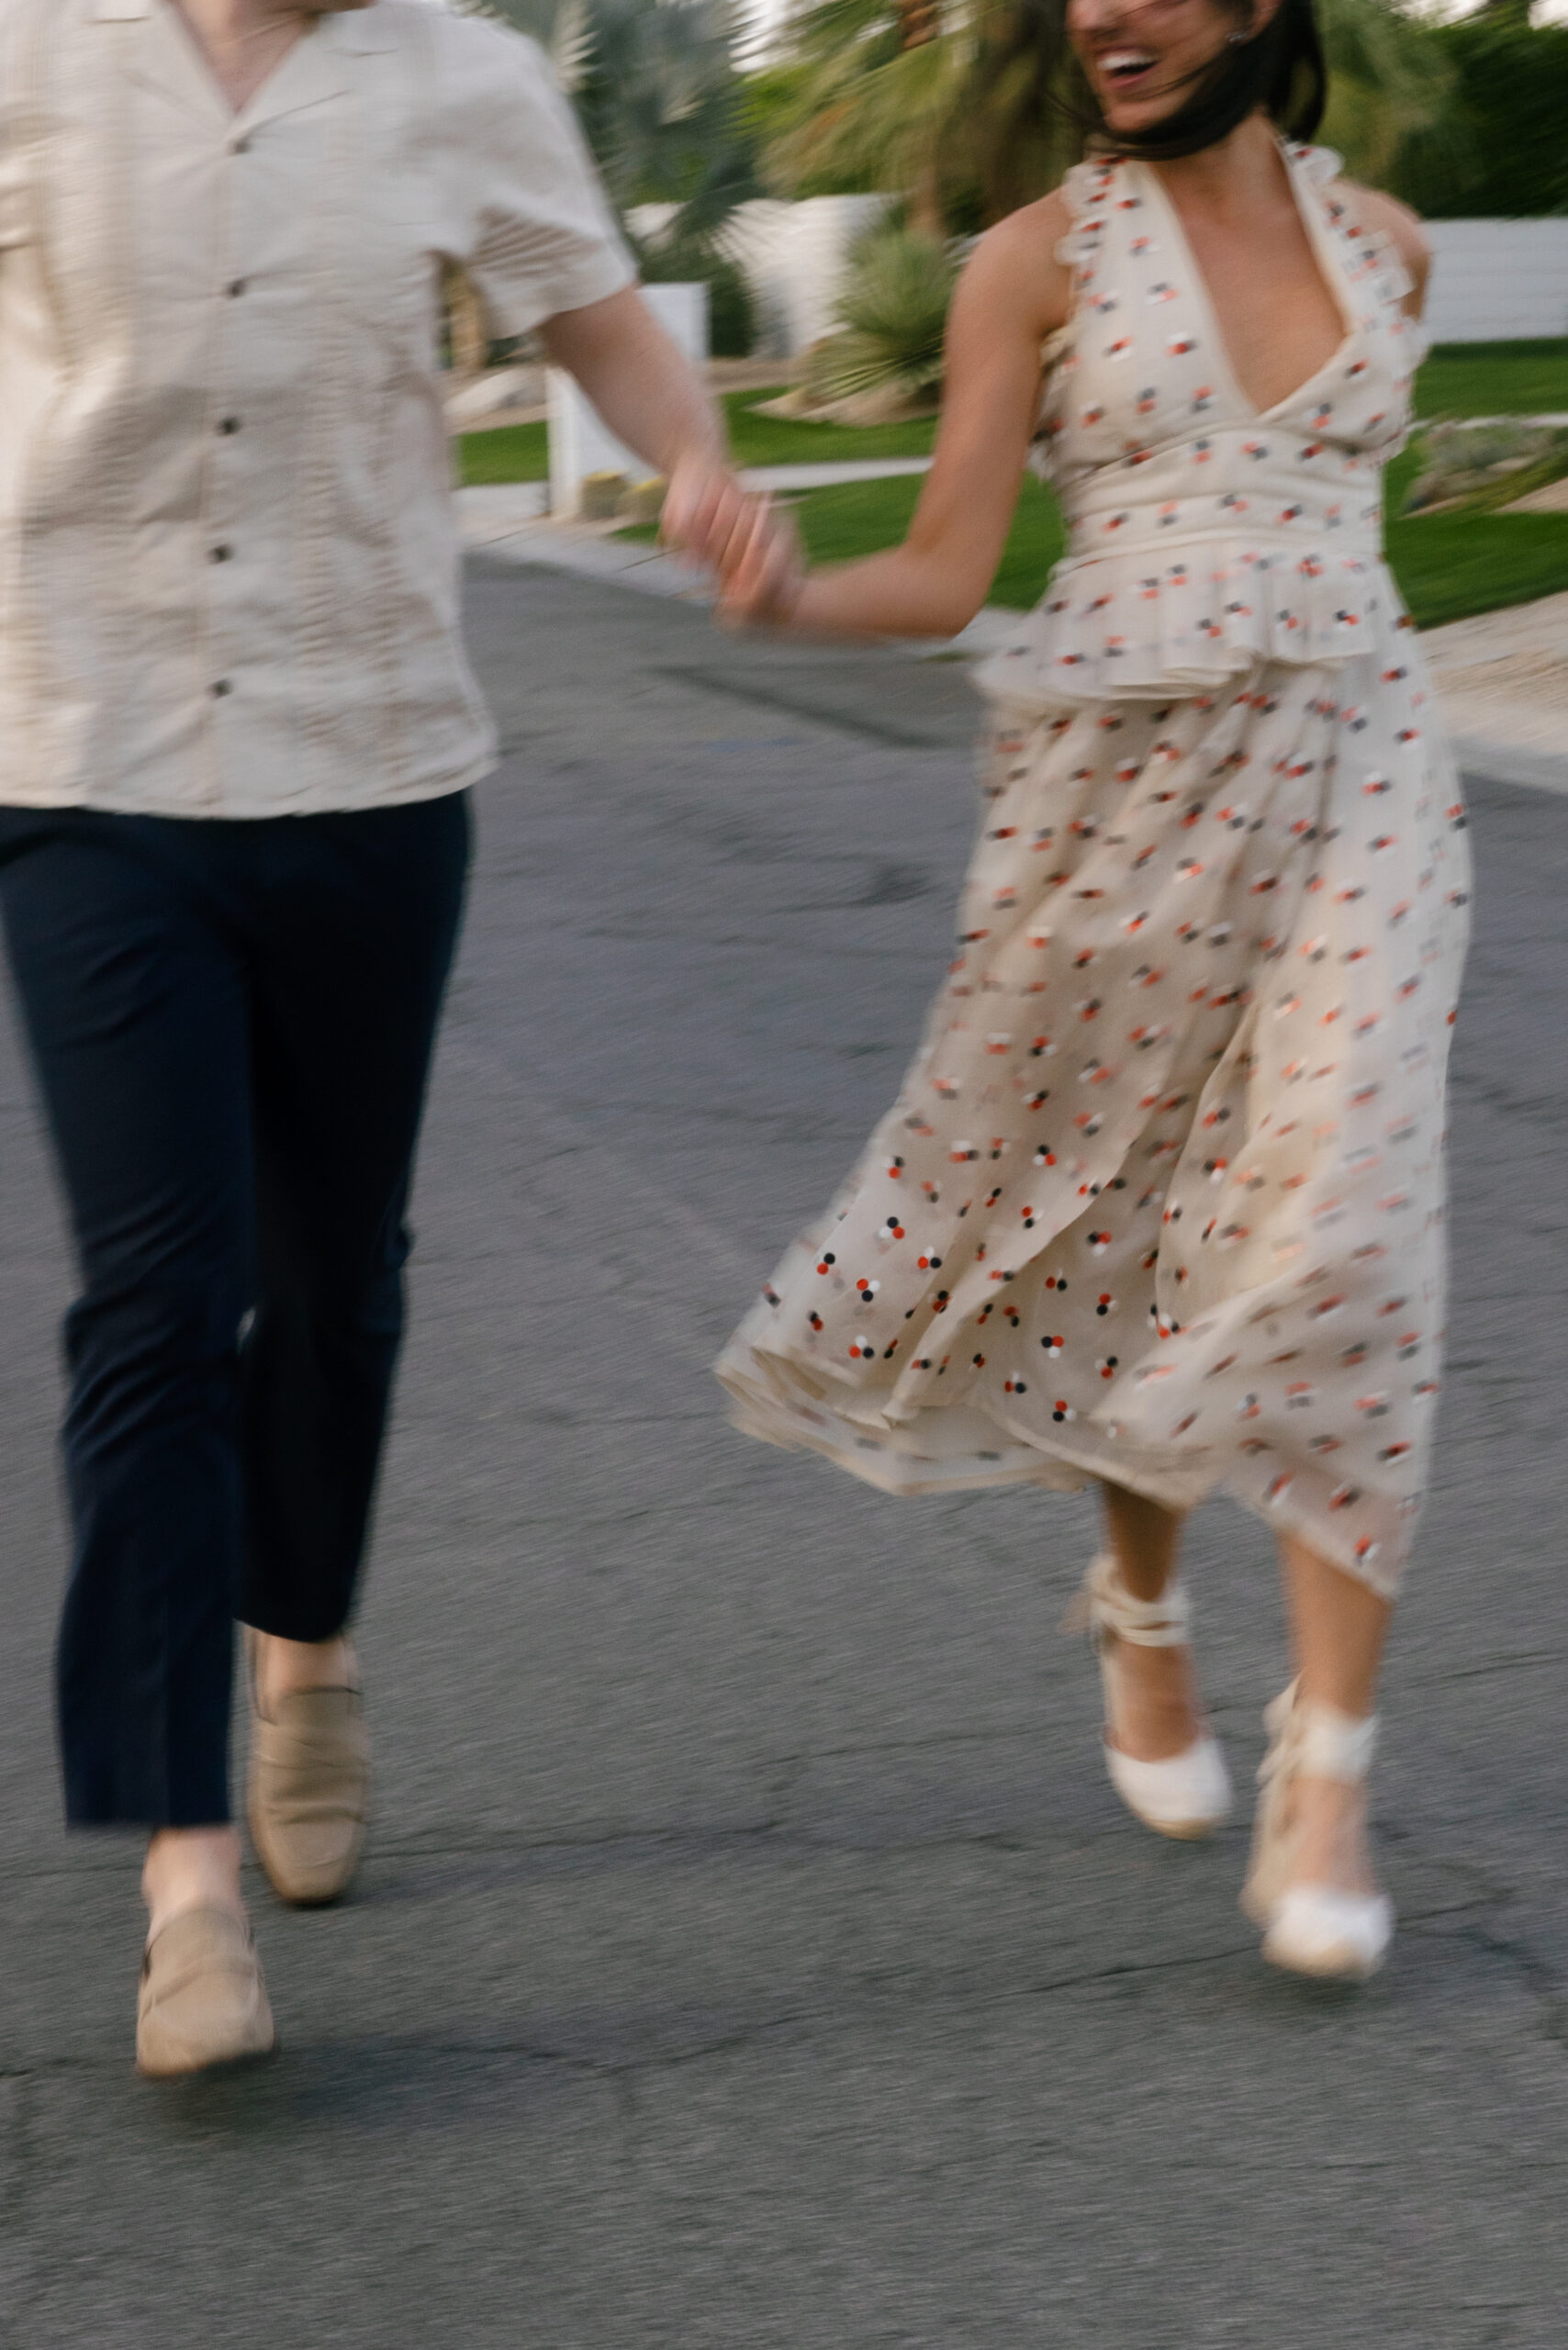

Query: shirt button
218 416 241 434
210 544 233 563
227 279 247 298
212 679 233 699
232 137 252 155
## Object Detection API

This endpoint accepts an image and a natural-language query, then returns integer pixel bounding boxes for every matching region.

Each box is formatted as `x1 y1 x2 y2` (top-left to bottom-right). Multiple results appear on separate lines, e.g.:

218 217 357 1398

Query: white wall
547 281 709 517
629 195 887 359
639 203 1568 359
1424 220 1568 343
715 196 888 358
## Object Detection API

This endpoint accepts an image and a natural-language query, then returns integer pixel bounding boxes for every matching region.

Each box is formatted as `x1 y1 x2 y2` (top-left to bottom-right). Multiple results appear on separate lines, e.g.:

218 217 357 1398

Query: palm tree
1315 0 1459 187
760 0 1461 230
758 0 975 235
473 0 763 236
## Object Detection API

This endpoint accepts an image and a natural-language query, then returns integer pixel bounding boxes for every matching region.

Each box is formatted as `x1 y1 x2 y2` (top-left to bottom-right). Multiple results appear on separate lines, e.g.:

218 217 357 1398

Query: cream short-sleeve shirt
0 0 634 817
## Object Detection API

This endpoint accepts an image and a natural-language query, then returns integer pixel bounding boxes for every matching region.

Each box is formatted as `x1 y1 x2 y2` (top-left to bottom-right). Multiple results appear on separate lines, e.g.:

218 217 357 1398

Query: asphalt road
2 559 1565 2347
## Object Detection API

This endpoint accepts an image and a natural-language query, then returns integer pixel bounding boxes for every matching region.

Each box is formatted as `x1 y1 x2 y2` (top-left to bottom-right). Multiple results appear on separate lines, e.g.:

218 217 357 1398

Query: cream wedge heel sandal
1073 1553 1232 1840
1241 1680 1393 1982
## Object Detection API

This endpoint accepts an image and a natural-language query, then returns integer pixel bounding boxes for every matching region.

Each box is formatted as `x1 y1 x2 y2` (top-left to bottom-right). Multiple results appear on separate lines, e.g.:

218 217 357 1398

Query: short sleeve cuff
479 240 637 341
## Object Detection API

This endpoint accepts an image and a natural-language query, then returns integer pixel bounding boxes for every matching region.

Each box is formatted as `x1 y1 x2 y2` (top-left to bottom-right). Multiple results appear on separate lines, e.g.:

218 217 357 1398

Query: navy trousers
0 794 470 1828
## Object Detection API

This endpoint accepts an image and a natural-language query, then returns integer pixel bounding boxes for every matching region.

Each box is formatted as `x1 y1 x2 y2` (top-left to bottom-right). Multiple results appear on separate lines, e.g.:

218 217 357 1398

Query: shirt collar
90 1 400 43
317 6 402 52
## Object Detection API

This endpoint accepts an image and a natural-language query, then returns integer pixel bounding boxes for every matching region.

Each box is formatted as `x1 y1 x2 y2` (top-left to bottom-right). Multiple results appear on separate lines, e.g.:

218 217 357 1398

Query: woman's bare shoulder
1340 180 1431 294
974 188 1077 275
958 190 1076 339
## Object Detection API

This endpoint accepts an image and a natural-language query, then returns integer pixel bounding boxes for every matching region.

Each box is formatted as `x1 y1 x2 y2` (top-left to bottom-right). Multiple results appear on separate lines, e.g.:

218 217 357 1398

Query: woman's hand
663 461 805 628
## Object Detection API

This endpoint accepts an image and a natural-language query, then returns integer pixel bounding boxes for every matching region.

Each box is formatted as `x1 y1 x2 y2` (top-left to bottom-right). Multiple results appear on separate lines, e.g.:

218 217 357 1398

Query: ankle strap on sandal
1260 1679 1378 1785
1064 1552 1193 1649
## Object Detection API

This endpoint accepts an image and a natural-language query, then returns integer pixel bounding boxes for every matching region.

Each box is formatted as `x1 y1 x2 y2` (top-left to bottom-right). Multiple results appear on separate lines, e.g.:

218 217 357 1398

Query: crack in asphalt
655 665 964 752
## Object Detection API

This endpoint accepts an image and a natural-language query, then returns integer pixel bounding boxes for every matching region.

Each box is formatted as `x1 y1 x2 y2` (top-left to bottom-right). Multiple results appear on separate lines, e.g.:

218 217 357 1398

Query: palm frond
1316 0 1460 182
548 0 596 92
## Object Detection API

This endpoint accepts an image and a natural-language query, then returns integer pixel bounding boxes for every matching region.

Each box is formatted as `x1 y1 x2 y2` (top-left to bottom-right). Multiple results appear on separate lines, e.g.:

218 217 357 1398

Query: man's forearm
539 285 725 477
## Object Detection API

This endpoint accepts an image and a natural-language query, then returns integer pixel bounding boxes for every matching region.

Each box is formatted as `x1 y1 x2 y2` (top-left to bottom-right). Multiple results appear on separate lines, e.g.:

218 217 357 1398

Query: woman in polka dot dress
673 0 1470 1982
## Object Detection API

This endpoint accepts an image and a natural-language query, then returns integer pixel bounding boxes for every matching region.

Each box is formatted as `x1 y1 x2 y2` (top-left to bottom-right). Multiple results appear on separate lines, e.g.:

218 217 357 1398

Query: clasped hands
663 454 806 628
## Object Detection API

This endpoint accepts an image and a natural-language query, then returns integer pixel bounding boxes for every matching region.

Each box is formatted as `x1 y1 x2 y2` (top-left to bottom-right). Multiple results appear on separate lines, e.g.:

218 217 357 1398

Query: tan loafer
248 1682 370 1907
137 1906 275 2078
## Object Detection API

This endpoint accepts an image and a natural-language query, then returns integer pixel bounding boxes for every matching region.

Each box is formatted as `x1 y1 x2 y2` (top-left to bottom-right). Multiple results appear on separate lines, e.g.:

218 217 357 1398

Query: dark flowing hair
963 0 1327 220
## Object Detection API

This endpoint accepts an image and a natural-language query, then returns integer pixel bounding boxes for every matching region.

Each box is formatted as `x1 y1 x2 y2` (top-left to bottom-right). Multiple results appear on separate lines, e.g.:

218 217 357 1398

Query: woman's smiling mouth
1098 49 1160 93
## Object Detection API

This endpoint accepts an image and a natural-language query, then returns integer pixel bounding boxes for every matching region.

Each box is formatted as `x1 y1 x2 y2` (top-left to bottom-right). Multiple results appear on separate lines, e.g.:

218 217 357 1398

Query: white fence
633 202 1568 358
632 196 888 360
715 196 888 359
1424 220 1568 344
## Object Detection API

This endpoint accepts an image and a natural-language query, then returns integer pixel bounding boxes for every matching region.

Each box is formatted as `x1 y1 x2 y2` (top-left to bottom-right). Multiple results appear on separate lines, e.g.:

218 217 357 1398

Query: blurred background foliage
746 0 1568 229
457 2 1568 367
454 4 1568 628
1392 4 1568 218
465 1 1568 235
468 0 764 234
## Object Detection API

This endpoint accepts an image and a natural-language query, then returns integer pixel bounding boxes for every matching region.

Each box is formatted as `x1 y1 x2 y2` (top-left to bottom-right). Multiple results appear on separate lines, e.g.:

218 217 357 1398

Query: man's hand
539 289 804 625
663 460 805 628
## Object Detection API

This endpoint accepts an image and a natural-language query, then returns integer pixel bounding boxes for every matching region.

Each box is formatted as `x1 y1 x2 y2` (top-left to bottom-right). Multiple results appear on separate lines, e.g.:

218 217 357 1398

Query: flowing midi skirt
718 644 1471 1595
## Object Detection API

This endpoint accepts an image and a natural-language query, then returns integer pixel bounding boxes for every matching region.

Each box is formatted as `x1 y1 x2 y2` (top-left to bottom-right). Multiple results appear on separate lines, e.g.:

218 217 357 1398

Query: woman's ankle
1282 1775 1379 1897
1103 1634 1206 1762
142 1825 245 1939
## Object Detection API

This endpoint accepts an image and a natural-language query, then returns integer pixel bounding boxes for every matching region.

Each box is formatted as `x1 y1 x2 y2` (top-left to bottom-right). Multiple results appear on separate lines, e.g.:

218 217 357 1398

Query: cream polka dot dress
718 145 1471 1595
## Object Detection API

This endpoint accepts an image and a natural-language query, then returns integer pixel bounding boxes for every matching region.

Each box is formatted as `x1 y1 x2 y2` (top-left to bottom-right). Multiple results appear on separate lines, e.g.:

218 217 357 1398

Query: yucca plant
806 222 958 413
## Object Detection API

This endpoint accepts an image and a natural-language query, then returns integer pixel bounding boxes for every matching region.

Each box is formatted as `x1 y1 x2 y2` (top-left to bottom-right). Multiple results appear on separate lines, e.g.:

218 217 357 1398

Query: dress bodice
980 143 1428 708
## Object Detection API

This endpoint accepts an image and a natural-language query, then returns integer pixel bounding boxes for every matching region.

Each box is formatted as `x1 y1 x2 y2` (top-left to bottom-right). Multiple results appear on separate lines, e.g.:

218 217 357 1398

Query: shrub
1394 13 1568 219
702 253 756 361
1402 420 1568 516
808 225 958 415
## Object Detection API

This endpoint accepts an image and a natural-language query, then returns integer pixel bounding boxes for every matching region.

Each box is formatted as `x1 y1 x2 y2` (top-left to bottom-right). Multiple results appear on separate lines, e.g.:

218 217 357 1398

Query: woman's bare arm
673 191 1076 636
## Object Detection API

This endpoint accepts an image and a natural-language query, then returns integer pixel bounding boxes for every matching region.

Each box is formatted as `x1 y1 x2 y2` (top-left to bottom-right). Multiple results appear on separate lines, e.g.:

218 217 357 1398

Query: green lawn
790 472 1066 611
722 392 937 469
458 345 1568 488
1416 338 1568 420
782 443 1568 631
457 418 548 486
472 344 1568 628
456 387 937 487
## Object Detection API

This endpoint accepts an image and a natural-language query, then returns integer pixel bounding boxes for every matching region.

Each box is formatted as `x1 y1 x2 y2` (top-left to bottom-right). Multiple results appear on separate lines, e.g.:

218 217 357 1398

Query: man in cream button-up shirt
0 0 755 2076
0 0 641 814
